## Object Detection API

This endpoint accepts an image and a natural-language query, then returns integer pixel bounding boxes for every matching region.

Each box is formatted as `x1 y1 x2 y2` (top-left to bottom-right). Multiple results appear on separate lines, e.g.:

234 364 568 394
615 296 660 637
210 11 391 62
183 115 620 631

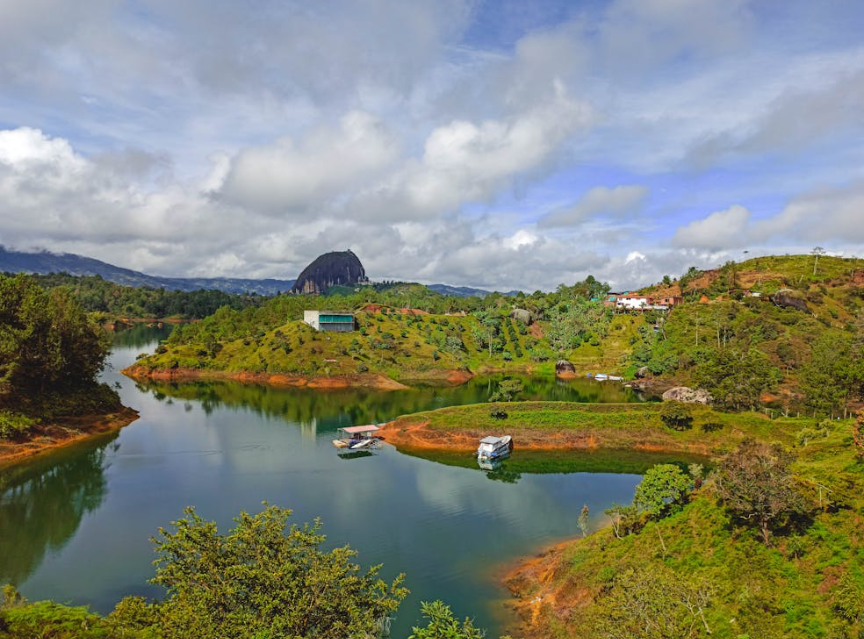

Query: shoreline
122 365 476 390
0 406 140 468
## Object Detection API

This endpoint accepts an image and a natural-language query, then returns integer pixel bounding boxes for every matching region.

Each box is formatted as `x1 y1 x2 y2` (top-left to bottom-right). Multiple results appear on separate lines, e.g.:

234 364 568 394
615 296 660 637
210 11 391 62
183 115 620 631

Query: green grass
135 311 550 382
506 412 864 639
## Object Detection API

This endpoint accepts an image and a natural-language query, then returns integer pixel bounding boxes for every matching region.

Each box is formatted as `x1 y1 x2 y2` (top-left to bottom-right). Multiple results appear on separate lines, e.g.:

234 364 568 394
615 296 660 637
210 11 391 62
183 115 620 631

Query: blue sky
0 0 862 290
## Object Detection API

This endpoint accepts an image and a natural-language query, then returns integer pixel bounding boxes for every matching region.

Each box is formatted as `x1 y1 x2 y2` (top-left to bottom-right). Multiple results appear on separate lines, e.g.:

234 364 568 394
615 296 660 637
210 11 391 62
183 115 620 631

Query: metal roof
341 425 379 435
479 436 505 444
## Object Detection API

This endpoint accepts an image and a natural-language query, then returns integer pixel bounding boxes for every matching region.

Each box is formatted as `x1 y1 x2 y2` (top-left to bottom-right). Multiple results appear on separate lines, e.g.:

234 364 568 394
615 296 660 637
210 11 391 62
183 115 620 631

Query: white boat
350 437 376 450
476 435 513 460
608 375 624 382
594 374 609 381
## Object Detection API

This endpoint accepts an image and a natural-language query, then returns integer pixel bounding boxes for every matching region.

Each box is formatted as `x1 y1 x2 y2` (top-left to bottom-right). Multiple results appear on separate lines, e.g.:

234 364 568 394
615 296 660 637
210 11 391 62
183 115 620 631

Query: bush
0 411 37 439
489 407 508 420
356 363 369 373
660 401 693 431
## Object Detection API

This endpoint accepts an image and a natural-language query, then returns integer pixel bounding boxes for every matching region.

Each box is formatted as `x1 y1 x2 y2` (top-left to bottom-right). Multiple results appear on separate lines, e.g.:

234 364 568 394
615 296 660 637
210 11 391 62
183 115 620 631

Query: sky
1 0 863 291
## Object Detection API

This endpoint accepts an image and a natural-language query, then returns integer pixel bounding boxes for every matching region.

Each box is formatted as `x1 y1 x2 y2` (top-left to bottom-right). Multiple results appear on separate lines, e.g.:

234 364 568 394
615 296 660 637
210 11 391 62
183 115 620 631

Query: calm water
1 326 684 637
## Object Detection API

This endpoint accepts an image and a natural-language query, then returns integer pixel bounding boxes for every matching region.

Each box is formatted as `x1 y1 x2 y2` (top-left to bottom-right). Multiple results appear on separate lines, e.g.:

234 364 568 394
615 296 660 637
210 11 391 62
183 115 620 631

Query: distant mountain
0 247 295 295
427 283 521 298
291 250 368 294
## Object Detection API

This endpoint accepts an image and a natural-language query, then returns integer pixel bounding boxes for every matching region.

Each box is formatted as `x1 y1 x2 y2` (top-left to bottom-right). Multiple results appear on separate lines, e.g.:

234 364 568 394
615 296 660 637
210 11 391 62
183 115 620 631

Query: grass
135 310 550 382
505 412 864 639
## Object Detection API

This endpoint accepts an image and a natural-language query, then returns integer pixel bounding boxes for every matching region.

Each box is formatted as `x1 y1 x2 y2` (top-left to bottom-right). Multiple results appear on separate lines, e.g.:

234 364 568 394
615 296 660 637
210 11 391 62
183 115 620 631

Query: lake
0 325 684 637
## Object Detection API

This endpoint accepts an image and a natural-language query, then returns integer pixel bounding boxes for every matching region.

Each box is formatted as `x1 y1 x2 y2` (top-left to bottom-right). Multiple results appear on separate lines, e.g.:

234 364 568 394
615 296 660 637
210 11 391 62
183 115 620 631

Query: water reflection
0 439 114 584
132 371 645 438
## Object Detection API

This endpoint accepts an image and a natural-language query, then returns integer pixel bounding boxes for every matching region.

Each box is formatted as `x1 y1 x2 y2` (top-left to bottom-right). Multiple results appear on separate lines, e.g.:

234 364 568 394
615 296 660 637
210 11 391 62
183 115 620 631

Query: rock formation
510 308 533 325
662 387 713 404
291 250 368 295
555 360 576 378
771 290 810 313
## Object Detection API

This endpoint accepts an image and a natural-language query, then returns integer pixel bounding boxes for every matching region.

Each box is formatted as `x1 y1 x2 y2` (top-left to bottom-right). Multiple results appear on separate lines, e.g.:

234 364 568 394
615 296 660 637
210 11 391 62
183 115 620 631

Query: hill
0 246 295 295
427 283 521 298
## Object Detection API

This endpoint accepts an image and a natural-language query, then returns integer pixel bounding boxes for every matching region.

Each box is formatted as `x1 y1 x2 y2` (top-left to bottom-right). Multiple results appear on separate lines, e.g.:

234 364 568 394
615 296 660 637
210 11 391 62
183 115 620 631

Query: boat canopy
479 436 505 444
341 425 380 435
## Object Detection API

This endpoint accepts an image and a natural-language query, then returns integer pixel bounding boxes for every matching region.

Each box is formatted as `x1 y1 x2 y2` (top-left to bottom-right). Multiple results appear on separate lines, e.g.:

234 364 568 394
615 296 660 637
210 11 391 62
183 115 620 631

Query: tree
714 440 806 545
633 464 691 518
854 413 864 460
660 401 693 431
692 346 780 411
578 504 590 538
604 503 640 539
811 246 826 276
408 601 485 639
0 275 109 397
801 331 862 415
586 567 713 638
148 504 407 638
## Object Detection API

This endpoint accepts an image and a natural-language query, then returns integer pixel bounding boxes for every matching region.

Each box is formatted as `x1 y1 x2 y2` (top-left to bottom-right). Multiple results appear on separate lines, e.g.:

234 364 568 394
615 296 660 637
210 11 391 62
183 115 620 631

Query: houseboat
476 435 513 460
333 425 380 450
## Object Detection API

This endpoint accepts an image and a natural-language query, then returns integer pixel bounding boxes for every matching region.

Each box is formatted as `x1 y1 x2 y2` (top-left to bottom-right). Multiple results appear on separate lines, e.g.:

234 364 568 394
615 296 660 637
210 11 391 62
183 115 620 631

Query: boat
608 375 624 382
332 424 380 450
594 373 609 381
476 435 513 460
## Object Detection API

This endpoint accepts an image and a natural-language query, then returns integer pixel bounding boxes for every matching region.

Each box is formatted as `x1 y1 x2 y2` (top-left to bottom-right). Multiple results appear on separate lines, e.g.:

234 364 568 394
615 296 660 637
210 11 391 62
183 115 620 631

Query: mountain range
0 247 511 297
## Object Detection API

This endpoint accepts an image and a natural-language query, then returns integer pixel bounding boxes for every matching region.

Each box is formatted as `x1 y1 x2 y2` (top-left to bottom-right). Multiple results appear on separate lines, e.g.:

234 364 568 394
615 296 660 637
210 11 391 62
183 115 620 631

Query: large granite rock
510 308 533 325
771 291 810 313
291 250 368 295
555 360 576 376
662 386 713 405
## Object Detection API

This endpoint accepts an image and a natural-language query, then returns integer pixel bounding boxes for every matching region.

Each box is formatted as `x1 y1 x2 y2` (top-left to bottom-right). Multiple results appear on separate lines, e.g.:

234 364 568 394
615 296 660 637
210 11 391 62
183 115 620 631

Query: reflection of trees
111 325 174 350
133 374 643 434
0 439 113 585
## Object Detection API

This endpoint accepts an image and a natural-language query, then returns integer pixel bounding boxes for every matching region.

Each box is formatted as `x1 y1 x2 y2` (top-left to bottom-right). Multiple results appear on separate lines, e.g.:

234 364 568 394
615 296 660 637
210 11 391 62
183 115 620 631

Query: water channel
0 325 690 637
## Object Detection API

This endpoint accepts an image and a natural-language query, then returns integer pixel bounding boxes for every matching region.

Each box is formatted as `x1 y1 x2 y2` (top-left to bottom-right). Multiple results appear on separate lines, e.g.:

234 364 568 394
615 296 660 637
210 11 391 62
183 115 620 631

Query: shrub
660 401 693 431
489 407 508 420
356 363 369 373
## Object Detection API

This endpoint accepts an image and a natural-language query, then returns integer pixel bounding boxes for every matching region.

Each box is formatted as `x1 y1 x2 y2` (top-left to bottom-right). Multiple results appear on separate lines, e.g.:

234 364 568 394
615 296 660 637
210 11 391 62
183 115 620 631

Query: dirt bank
378 418 716 456
502 539 586 639
123 365 411 391
0 407 139 467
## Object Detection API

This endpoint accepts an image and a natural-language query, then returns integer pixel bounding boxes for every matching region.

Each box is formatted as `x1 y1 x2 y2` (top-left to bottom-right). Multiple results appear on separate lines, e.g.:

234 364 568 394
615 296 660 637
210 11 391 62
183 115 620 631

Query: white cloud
218 111 398 214
538 185 649 227
349 85 593 220
672 205 750 250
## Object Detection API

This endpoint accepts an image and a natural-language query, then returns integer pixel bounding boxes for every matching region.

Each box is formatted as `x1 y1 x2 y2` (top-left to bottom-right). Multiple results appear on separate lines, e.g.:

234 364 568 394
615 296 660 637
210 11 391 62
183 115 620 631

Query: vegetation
508 412 864 639
0 505 508 639
27 272 265 320
0 274 121 439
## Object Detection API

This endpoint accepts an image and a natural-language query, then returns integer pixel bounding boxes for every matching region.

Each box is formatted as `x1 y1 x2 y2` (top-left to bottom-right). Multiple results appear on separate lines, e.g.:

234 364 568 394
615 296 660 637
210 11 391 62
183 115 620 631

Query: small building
303 310 356 332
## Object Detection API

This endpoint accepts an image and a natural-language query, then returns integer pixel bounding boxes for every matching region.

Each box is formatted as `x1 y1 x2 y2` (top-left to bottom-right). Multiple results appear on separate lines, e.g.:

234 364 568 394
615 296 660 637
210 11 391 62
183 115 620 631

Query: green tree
692 346 780 410
148 504 407 638
659 401 693 431
634 464 691 518
408 601 485 639
714 440 806 545
586 567 713 638
0 274 109 397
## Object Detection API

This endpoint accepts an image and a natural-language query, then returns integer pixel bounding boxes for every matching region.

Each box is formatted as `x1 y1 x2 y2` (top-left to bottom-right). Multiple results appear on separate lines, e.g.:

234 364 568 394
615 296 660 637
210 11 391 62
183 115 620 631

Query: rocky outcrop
510 308 533 325
635 366 651 379
771 291 810 313
555 360 576 378
662 386 713 404
291 250 368 295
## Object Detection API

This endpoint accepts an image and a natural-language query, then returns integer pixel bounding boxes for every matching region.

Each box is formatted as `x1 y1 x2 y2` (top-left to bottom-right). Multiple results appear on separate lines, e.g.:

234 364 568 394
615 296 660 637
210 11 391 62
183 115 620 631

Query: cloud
217 111 398 214
349 85 593 220
538 185 649 227
672 205 750 250
752 181 864 243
